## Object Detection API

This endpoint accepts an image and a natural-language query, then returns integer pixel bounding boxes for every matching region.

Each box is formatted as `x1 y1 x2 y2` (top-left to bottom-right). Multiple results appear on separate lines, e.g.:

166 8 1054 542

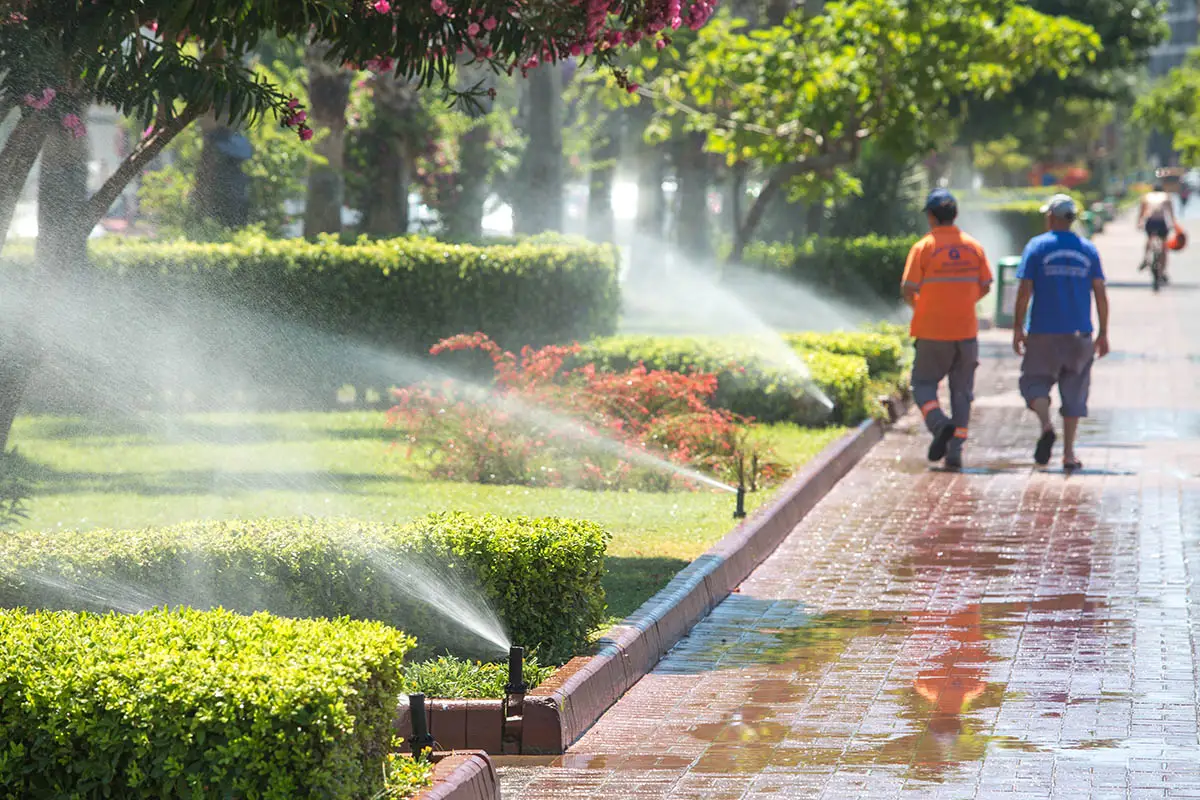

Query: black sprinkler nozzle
505 645 528 695
408 693 435 755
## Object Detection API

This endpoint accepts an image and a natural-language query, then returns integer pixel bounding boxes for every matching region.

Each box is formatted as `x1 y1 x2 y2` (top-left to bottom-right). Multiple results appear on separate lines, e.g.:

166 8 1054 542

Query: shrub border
520 396 908 754
411 751 499 800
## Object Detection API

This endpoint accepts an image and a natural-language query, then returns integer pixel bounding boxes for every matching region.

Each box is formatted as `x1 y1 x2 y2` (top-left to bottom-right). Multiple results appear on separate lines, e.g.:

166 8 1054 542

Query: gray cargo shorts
1019 333 1095 418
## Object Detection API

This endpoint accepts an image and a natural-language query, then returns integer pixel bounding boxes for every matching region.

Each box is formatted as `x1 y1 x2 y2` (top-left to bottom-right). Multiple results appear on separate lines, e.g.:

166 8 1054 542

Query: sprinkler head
733 485 747 519
505 645 528 696
407 693 435 756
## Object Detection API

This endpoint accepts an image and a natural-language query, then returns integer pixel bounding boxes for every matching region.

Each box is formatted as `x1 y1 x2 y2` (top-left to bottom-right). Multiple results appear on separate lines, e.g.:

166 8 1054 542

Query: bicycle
1145 234 1167 292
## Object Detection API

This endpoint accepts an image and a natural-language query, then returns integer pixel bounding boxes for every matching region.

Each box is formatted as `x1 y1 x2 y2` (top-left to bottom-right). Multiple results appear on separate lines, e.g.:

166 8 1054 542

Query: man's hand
1013 328 1027 356
1095 332 1110 359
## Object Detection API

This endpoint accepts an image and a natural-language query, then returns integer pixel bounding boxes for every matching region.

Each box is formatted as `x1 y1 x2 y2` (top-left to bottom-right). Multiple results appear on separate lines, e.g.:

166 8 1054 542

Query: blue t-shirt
1017 231 1105 335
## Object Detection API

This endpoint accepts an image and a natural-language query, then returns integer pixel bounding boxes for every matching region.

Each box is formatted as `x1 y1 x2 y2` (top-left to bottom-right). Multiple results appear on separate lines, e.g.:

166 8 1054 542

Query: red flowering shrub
389 333 789 491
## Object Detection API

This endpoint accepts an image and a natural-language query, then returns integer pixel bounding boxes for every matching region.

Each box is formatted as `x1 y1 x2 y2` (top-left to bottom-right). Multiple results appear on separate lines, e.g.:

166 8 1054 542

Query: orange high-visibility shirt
901 226 993 341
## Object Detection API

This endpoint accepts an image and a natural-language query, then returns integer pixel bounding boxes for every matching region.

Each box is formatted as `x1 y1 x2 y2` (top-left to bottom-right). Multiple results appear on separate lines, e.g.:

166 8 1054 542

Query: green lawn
8 412 847 620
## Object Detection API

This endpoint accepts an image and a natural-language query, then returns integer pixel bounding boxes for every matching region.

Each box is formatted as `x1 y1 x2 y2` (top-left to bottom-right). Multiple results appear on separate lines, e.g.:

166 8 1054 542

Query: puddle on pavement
1079 408 1200 444
664 593 1118 781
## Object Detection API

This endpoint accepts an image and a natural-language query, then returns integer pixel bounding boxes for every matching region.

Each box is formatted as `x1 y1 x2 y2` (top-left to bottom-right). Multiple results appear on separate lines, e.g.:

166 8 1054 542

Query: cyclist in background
1138 181 1178 281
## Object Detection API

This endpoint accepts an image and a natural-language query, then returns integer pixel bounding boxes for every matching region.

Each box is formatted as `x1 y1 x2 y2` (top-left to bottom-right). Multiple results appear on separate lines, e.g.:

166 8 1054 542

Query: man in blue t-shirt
1012 194 1110 471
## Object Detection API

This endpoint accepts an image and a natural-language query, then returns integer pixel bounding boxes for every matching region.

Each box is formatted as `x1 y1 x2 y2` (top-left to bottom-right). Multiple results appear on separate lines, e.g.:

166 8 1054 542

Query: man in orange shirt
902 189 993 469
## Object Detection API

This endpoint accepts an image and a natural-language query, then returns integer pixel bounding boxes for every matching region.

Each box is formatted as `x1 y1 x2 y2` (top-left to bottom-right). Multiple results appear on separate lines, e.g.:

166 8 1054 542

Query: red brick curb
411 751 499 800
519 415 891 754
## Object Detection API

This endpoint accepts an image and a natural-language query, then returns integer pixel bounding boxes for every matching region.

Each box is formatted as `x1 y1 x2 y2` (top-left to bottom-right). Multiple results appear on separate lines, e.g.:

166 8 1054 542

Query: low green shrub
572 335 872 425
382 752 435 799
0 607 412 799
402 654 557 699
1 232 620 409
739 235 917 303
783 331 908 376
0 512 610 663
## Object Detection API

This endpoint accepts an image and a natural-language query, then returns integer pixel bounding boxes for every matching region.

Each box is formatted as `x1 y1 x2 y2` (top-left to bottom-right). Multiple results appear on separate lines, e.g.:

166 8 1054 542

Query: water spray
407 693 435 756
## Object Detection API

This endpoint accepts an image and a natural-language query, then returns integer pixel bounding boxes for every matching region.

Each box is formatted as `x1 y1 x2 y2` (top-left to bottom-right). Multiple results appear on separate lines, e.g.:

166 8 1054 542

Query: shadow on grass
602 555 692 622
9 457 412 497
23 416 399 445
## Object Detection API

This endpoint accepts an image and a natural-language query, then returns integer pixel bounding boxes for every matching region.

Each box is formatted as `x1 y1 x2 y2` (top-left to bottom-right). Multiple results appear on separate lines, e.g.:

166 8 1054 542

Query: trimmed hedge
572 335 875 425
1 233 620 409
0 607 411 799
783 331 908 376
739 235 917 303
0 512 610 663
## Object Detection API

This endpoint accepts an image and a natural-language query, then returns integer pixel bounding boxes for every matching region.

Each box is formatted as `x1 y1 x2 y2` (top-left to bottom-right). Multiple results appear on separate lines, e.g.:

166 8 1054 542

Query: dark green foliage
572 335 890 426
0 451 28 529
0 512 610 663
402 654 557 699
740 236 918 304
0 607 412 799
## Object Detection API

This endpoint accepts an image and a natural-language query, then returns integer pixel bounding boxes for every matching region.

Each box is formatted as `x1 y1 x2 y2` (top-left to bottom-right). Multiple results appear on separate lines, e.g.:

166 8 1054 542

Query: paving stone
501 215 1200 799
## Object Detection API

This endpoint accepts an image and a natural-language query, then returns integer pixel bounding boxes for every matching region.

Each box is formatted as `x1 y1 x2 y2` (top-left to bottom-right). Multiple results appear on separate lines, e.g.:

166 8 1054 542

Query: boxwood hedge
572 335 877 425
2 233 620 409
0 607 411 799
0 512 610 663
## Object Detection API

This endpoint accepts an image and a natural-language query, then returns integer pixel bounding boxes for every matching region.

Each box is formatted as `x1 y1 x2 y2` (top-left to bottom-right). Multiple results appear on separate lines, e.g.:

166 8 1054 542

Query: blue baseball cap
923 188 957 213
1040 193 1077 219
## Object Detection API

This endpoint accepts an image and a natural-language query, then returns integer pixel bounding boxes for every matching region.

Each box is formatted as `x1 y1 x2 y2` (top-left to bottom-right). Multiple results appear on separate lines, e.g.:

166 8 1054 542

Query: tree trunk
362 74 418 237
447 123 490 241
635 141 666 240
0 113 51 255
587 117 620 243
0 114 91 451
514 64 564 234
675 132 711 262
304 43 352 237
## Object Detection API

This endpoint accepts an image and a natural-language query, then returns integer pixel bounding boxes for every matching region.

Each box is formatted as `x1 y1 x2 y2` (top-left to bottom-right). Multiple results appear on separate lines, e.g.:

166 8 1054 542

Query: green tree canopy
645 0 1101 258
1133 48 1200 163
0 0 719 252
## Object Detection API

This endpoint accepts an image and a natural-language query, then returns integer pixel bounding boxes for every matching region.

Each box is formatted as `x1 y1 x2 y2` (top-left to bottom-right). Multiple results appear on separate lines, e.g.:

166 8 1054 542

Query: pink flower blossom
483 16 498 31
22 88 56 111
430 0 448 15
626 83 640 94
61 114 86 139
287 97 300 109
372 0 391 12
299 126 314 142
467 22 480 36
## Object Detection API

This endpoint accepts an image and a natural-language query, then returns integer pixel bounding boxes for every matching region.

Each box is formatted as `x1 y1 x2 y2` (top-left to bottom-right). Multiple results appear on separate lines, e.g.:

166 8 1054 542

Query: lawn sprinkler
505 645 528 696
734 484 747 519
407 693 435 756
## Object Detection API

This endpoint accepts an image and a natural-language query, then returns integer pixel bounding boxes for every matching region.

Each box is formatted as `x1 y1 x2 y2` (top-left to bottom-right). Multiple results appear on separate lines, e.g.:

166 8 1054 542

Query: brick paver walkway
500 212 1200 799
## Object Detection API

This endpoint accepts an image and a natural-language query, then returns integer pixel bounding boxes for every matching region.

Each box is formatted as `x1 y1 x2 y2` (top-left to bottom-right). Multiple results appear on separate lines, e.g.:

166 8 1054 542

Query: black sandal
1034 430 1056 466
1063 458 1083 472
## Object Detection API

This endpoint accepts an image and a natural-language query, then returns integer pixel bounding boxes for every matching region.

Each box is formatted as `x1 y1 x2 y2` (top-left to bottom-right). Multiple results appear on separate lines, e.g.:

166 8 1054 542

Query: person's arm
1093 248 1109 357
1012 280 1033 355
978 249 993 301
1137 196 1147 226
901 242 923 308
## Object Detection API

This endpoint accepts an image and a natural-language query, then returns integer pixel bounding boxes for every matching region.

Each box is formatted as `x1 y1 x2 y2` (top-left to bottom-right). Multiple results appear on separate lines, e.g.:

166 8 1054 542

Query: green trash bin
1079 210 1095 237
994 256 1021 329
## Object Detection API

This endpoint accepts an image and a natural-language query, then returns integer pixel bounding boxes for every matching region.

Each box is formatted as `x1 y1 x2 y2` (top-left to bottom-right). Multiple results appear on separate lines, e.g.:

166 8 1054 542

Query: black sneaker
1034 429 1056 466
928 424 955 462
944 452 963 471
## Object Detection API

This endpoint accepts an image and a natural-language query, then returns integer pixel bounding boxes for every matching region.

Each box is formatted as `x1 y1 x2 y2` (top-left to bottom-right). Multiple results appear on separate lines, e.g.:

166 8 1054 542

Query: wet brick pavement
499 214 1200 799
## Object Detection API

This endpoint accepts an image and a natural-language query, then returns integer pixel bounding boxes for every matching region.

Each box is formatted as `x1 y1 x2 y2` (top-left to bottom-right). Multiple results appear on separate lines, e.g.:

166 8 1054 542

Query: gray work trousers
911 338 979 452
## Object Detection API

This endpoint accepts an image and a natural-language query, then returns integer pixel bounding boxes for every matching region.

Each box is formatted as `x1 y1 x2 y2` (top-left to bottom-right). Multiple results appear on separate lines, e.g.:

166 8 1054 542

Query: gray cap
1040 193 1077 219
